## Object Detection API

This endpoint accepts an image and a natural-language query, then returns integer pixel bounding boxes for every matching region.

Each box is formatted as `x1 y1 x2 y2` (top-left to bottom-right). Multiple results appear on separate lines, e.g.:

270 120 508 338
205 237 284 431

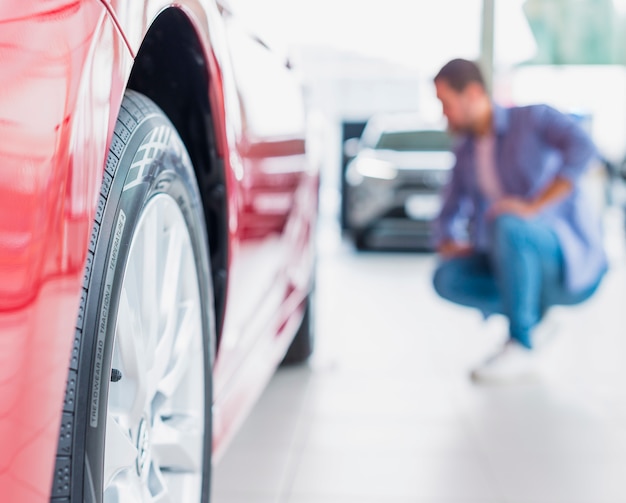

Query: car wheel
281 292 315 365
53 91 214 503
354 229 370 251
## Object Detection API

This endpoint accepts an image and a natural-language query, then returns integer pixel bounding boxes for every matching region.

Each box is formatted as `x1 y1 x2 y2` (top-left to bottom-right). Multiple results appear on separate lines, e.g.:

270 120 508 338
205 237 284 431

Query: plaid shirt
435 103 608 293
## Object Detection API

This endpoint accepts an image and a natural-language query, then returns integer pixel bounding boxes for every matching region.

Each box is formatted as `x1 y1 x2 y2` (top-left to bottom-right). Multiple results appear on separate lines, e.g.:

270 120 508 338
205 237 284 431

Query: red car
0 1 319 502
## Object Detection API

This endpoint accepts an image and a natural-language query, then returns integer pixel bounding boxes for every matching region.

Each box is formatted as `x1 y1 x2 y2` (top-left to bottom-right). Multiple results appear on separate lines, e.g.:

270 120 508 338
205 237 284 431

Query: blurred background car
0 2 318 502
343 113 455 250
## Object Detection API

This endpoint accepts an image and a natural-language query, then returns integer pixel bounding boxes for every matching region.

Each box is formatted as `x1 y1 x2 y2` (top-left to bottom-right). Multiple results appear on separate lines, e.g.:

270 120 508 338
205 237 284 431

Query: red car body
0 1 318 501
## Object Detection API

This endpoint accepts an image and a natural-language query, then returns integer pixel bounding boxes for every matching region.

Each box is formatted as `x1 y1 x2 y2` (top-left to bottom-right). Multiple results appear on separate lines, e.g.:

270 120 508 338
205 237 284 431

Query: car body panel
0 3 126 501
0 0 317 500
209 10 316 458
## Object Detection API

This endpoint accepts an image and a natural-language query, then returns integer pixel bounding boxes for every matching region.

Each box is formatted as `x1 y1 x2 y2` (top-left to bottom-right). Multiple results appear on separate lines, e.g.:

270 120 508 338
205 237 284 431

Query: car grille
397 170 449 190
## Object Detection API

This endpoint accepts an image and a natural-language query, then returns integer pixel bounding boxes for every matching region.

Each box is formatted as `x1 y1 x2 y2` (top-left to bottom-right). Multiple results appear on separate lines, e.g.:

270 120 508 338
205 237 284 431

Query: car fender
0 3 131 501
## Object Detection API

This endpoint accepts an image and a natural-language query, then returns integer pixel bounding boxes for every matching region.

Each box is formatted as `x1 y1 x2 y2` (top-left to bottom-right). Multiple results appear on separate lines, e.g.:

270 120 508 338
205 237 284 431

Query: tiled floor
212 206 626 503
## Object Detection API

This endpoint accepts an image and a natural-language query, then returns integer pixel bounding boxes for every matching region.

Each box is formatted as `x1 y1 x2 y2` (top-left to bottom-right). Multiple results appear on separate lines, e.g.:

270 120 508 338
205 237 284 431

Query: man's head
434 58 491 135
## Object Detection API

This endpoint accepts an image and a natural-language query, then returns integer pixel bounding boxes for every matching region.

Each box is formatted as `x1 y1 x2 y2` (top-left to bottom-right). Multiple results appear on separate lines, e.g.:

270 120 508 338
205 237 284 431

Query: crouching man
431 58 607 383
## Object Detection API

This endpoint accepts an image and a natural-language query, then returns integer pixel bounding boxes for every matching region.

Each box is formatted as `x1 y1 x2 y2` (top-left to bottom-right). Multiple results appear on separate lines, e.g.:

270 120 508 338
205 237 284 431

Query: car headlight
350 158 398 182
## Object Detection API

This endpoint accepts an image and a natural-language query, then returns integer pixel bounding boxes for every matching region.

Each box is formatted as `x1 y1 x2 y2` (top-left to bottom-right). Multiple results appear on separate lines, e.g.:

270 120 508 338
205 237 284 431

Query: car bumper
345 168 449 249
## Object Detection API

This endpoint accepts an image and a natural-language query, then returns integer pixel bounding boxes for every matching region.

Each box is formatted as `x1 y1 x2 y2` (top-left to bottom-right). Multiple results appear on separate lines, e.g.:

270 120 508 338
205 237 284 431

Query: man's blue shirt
435 103 608 293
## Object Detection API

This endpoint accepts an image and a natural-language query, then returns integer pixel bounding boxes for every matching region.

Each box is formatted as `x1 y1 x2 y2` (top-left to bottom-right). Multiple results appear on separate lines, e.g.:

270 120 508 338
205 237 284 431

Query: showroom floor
212 204 626 503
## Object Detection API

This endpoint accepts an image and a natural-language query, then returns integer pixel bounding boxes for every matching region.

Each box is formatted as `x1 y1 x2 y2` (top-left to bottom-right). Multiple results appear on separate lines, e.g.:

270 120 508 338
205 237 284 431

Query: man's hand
487 196 537 219
488 176 573 220
438 240 473 259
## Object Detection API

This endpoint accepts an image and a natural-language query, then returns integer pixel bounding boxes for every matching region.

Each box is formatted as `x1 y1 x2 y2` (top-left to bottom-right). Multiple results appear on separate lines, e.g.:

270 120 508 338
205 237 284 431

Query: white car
344 113 455 250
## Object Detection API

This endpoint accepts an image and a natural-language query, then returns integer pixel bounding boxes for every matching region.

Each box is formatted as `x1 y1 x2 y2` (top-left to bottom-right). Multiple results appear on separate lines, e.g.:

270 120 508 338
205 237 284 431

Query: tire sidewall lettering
90 209 125 428
88 127 166 436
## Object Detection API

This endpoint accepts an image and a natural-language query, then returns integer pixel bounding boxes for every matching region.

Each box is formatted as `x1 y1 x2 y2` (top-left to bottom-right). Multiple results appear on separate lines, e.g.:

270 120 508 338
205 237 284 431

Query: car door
212 3 314 393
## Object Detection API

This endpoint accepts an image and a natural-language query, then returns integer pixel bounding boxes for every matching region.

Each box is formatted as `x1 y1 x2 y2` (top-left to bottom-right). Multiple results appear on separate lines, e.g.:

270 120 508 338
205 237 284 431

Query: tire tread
53 90 213 502
52 90 161 502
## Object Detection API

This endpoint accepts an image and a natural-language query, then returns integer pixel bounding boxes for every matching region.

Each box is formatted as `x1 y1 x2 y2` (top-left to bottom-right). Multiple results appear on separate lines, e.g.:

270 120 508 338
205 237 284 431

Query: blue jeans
433 215 602 348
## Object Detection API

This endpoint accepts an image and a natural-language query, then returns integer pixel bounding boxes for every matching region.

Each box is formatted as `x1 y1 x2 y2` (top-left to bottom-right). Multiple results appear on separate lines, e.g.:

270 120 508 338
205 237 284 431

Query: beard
447 121 473 135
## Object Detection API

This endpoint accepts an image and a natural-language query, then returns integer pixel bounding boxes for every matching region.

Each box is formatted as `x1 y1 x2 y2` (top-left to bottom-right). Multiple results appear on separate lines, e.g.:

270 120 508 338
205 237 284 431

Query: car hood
358 148 455 171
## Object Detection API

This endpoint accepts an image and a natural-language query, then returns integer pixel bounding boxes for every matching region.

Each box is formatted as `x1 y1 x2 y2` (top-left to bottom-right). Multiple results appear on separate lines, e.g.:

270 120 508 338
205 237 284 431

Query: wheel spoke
152 413 204 473
146 463 174 503
160 222 185 325
140 204 161 359
147 224 186 393
106 192 206 503
104 414 138 490
116 280 142 381
114 286 150 426
156 301 201 401
104 475 144 503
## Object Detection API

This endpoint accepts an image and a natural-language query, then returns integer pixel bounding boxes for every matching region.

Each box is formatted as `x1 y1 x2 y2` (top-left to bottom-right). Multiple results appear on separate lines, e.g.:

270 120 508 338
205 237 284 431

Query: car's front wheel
53 91 214 503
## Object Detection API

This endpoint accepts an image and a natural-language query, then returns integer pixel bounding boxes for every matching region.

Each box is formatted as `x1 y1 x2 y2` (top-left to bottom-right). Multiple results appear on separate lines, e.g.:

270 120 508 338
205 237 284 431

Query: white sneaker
470 340 539 384
531 308 562 349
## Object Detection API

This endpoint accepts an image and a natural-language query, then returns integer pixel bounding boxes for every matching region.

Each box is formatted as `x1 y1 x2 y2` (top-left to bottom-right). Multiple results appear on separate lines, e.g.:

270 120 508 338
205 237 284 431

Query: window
522 0 626 64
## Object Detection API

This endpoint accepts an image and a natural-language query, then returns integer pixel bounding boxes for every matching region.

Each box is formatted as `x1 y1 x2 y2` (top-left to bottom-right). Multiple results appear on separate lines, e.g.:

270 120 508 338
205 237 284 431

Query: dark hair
434 58 485 92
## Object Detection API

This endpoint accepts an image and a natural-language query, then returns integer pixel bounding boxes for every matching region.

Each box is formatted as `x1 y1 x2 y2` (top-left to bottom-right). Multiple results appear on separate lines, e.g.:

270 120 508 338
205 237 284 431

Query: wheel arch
125 7 229 341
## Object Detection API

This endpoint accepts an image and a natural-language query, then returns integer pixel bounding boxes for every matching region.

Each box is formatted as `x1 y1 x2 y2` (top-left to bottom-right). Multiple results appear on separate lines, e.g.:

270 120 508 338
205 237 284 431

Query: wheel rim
103 193 205 502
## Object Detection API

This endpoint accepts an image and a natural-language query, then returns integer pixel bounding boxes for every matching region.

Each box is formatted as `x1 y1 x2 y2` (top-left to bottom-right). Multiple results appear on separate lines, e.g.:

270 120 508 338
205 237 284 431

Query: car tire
52 91 215 503
280 293 315 366
354 229 370 251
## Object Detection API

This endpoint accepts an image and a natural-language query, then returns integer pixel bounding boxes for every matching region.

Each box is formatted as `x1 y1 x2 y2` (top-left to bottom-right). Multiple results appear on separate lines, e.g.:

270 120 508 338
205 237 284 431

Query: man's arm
488 175 573 219
540 105 597 181
489 105 594 220
434 142 473 256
